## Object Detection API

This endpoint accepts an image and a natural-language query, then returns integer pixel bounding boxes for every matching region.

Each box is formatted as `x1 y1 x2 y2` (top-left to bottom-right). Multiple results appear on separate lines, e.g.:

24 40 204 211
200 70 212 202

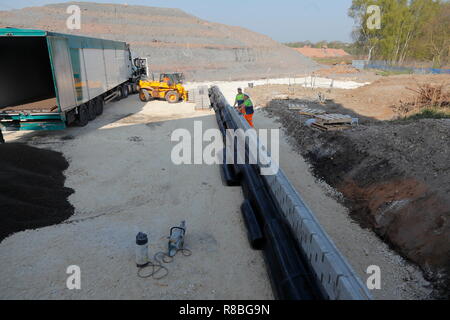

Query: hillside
0 2 318 80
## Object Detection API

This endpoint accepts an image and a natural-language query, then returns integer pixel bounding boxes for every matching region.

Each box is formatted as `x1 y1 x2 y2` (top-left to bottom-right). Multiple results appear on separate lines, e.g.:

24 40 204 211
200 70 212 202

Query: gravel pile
0 143 74 242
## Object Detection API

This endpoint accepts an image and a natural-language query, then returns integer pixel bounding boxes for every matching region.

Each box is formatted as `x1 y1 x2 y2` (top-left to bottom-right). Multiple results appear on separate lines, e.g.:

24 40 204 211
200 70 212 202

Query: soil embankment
0 143 74 242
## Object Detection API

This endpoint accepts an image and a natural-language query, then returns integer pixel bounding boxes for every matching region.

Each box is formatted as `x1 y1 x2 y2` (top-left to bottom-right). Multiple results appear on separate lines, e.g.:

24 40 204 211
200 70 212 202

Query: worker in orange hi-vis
242 94 255 128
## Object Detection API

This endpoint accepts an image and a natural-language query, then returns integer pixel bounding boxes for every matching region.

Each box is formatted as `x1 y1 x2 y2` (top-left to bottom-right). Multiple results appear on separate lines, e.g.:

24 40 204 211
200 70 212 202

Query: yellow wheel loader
138 73 188 103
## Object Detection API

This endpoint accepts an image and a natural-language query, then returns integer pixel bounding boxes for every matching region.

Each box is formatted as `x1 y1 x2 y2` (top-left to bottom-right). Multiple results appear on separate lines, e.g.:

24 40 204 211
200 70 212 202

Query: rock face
0 2 318 80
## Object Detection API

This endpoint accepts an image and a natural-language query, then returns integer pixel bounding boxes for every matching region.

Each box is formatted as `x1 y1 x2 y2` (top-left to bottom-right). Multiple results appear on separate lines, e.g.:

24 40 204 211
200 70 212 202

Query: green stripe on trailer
3 114 64 121
0 28 128 50
0 28 47 36
1 121 66 131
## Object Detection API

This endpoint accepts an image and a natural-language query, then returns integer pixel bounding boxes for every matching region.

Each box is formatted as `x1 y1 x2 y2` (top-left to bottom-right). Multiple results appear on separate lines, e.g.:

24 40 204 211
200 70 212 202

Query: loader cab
159 73 184 86
173 73 185 84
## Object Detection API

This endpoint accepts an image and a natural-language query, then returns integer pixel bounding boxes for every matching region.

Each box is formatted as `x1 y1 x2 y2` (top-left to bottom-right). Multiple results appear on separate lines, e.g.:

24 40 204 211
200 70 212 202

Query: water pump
168 221 186 257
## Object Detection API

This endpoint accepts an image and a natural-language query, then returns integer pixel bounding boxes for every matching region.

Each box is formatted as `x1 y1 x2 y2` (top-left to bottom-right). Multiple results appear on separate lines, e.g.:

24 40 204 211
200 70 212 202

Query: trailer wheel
87 101 97 121
95 98 104 116
65 110 77 126
114 87 123 101
122 84 129 99
139 89 151 102
132 83 139 94
166 91 180 103
76 104 89 127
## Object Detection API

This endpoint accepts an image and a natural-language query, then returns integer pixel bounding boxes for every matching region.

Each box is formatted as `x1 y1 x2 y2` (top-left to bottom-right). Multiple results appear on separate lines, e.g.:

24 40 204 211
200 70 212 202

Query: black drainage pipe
221 162 241 186
264 218 320 300
241 200 264 250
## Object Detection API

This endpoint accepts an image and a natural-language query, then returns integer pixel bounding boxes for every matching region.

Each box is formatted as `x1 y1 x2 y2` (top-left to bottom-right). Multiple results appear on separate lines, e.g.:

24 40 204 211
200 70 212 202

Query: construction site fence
352 60 450 75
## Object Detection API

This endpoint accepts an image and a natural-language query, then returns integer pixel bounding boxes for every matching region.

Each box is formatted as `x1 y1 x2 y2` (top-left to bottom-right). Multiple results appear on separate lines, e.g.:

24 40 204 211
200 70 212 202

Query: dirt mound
265 101 450 297
247 74 450 120
0 2 317 81
346 75 450 118
314 65 360 76
0 143 74 242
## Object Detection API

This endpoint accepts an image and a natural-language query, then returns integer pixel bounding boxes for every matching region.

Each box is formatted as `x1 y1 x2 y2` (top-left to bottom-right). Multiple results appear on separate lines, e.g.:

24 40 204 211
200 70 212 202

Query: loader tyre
87 101 97 121
95 98 104 116
166 91 180 103
139 89 151 102
76 104 89 127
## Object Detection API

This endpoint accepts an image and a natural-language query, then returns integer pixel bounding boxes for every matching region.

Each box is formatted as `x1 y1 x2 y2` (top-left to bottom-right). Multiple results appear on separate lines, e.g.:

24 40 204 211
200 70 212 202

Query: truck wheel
139 89 151 102
76 104 89 127
122 84 129 99
166 91 180 103
95 98 104 116
0 129 4 144
87 101 97 121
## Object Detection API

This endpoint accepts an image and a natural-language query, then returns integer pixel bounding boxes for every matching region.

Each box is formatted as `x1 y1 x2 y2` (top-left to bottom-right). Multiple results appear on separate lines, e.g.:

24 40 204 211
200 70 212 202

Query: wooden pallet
288 103 305 110
299 108 326 116
289 103 326 116
314 113 352 124
312 122 352 132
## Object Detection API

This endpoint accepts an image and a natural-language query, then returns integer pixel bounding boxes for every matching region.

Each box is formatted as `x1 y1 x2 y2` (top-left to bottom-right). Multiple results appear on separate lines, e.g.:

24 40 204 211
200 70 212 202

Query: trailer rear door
47 36 77 112
0 36 56 112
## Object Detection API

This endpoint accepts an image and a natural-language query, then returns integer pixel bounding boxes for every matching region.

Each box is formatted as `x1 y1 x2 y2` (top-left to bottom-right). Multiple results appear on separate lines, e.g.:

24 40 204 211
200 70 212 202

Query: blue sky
0 0 355 42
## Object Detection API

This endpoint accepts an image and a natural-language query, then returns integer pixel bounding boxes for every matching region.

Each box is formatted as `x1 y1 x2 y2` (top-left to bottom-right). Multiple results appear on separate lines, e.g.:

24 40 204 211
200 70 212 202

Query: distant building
294 45 350 58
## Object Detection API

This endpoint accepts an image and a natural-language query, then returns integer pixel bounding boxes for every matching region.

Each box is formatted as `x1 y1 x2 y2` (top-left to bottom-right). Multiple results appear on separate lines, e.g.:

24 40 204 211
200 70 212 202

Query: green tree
414 1 450 67
349 0 448 64
349 0 385 60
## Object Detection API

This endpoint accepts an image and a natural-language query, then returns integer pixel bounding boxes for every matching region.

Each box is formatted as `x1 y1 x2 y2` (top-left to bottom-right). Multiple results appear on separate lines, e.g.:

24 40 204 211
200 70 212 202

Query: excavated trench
265 99 450 298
